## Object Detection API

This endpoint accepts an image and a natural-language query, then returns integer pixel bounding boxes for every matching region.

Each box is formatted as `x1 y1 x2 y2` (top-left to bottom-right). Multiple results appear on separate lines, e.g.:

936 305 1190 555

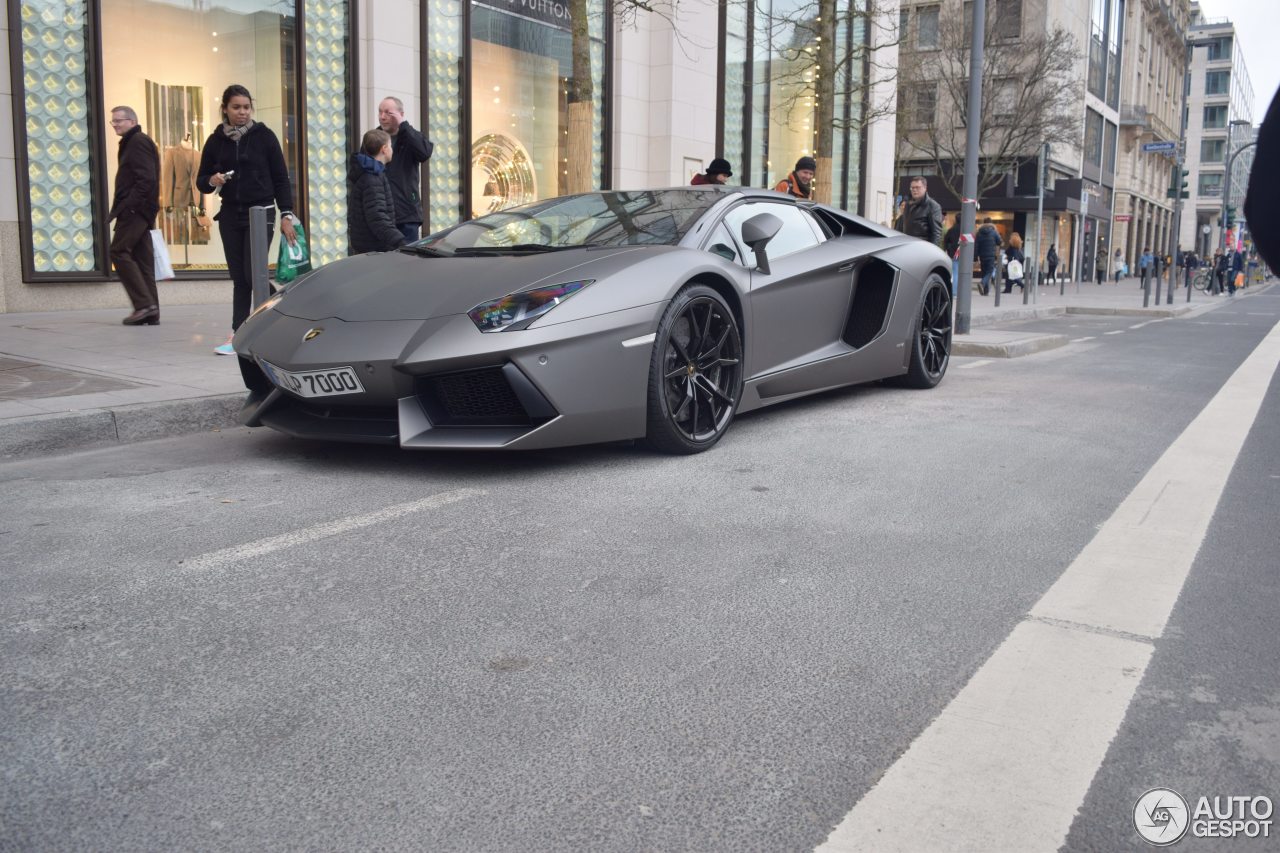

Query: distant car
233 187 953 454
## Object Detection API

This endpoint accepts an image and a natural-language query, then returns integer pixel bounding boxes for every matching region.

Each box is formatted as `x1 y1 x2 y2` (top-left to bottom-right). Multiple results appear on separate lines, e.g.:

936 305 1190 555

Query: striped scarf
222 119 255 142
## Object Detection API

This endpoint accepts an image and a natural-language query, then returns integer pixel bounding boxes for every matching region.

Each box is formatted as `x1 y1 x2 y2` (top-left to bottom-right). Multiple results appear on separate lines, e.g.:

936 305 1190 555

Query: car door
721 201 856 379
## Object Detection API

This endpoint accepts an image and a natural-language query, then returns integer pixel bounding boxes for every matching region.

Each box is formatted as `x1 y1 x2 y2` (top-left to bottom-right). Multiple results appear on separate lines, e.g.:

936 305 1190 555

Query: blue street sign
1142 141 1177 153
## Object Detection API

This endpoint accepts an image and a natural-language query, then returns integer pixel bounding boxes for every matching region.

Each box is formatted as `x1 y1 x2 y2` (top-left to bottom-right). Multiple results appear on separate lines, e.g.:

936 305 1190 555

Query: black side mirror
740 212 783 275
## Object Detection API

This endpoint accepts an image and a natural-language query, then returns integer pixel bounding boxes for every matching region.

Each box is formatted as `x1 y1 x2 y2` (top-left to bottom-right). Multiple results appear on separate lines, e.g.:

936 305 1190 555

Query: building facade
1179 2 1252 256
895 0 1125 282
1 0 898 314
1113 0 1188 272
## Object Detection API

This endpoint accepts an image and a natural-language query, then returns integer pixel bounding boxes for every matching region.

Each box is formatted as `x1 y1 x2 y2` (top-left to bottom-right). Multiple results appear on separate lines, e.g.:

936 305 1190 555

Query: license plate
260 361 365 398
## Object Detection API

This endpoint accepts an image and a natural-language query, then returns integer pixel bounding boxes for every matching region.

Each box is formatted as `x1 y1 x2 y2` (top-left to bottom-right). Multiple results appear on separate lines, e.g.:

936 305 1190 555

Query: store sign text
474 0 574 31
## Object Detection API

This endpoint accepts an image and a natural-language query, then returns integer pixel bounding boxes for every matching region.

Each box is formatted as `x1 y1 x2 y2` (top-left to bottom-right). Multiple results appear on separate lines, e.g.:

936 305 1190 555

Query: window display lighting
304 0 350 266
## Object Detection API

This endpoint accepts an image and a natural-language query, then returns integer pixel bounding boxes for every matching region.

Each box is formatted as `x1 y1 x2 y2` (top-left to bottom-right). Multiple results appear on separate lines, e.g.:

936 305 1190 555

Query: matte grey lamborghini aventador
233 187 953 453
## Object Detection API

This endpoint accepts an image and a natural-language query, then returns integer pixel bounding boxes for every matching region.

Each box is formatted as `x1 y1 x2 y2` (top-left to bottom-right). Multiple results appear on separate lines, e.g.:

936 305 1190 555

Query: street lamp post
954 0 987 335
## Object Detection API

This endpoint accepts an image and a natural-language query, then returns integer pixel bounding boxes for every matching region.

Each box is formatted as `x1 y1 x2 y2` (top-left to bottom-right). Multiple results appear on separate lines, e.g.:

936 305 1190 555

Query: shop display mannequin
161 133 207 244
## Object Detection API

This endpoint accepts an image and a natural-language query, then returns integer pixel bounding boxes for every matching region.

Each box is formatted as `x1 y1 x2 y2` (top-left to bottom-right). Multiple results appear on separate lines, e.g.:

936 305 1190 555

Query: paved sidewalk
0 279 1269 459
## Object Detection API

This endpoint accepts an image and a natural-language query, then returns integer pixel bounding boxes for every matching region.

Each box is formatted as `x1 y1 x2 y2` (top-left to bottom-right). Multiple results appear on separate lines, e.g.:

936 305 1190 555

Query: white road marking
956 359 993 369
1071 336 1096 343
1104 330 1125 335
1129 321 1154 329
184 488 485 571
1248 312 1275 316
817 316 1280 853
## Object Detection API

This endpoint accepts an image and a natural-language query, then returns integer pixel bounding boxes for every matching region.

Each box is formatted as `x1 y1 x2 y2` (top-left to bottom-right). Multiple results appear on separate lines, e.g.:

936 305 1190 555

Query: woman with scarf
197 84 297 356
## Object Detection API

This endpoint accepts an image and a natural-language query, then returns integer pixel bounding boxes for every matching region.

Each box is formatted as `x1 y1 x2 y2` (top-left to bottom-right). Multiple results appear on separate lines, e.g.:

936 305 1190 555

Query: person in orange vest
774 156 815 199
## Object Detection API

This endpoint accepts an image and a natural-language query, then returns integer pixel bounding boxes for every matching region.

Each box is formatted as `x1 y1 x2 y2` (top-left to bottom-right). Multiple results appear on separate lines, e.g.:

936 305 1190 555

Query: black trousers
219 208 275 331
110 214 158 311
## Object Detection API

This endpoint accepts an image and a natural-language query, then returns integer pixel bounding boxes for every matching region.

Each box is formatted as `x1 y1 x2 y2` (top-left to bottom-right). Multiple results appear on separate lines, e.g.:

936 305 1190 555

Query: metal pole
1061 215 1069 296
1074 186 1086 295
249 205 271 310
954 0 986 336
1030 142 1047 306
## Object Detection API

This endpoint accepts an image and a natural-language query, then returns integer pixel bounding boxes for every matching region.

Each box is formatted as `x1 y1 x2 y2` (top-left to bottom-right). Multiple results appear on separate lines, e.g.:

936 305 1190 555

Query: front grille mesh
419 367 530 425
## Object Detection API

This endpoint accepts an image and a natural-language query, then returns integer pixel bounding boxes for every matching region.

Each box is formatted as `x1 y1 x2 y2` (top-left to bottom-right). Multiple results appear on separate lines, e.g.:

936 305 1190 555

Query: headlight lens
467 280 592 332
247 293 284 322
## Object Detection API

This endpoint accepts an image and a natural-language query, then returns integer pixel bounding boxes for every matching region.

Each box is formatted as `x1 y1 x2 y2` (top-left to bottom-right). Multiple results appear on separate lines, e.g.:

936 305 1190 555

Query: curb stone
0 394 244 460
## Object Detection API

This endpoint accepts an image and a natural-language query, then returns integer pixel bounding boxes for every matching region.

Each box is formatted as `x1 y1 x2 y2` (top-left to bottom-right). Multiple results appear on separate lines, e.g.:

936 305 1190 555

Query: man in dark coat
974 218 1001 295
347 129 406 255
108 106 161 325
895 176 944 247
376 96 434 243
692 158 733 185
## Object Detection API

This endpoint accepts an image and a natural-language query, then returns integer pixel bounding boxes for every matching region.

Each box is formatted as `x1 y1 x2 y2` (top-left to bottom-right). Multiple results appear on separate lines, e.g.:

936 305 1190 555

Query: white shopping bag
150 229 175 280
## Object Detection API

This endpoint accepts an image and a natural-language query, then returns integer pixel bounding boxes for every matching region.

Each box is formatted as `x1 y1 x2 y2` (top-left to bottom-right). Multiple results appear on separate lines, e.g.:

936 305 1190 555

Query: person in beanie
775 156 815 199
692 158 733 185
347 129 405 255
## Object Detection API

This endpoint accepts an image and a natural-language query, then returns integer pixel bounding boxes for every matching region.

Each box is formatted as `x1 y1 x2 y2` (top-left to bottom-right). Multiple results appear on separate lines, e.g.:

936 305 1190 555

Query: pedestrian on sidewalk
1182 249 1198 289
197 84 298 357
774 157 816 200
975 218 1000 295
347 129 405 255
108 106 161 326
375 97 434 243
1114 248 1124 283
691 158 733 185
1094 250 1106 285
1002 233 1026 293
1214 249 1228 294
1227 248 1244 296
1046 244 1059 283
1138 247 1153 289
894 176 944 247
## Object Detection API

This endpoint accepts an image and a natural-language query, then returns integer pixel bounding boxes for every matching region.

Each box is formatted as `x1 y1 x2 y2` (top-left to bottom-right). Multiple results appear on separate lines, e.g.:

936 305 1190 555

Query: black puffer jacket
196 123 294 222
975 224 1001 260
347 153 405 254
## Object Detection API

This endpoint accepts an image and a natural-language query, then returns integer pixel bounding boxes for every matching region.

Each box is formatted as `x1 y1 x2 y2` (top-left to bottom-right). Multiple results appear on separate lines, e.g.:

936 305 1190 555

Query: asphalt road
3 290 1279 851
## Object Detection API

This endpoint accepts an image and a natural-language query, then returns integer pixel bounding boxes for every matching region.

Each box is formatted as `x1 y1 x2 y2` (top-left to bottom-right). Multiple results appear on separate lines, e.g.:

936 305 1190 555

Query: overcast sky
1198 0 1278 121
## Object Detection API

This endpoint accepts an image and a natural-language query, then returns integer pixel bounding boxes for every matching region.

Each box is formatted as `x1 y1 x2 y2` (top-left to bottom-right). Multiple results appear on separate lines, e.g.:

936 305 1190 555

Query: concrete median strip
952 329 1070 359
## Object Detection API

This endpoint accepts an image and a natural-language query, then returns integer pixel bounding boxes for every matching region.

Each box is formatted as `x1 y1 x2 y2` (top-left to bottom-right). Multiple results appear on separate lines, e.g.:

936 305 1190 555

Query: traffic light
1226 205 1236 228
1166 169 1190 199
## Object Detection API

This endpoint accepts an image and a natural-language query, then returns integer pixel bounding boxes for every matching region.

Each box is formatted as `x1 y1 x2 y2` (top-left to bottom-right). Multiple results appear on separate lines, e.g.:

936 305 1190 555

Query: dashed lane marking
817 315 1280 853
1070 336 1096 343
957 359 993 369
183 488 486 571
1104 330 1124 335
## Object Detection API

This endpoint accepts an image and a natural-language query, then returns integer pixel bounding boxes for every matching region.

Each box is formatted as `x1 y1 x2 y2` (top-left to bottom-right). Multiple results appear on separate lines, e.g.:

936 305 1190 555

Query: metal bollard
248 205 271 310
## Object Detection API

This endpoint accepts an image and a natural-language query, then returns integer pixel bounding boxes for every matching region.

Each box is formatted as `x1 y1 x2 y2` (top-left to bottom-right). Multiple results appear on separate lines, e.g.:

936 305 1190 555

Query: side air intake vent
843 258 897 349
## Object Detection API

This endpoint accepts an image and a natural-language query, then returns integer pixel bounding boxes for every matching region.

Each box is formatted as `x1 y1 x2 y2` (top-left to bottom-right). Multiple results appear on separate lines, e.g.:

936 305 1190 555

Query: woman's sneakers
213 333 235 356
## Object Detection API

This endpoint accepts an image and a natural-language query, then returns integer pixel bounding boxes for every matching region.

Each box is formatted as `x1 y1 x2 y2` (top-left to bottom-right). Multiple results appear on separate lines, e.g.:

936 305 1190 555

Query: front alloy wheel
645 285 743 453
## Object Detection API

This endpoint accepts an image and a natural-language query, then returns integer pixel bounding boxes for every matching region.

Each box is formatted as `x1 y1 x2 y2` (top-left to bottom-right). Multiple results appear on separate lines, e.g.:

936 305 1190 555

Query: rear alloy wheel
892 273 951 388
644 285 743 454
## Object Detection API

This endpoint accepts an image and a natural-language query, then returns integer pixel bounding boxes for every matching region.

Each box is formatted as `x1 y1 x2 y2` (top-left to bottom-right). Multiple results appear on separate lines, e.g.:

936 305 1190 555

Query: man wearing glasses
108 107 161 325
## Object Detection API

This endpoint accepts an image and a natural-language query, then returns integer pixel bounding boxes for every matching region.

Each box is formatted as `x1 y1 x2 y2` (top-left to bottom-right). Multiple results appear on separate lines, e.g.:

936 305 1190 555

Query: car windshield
411 190 721 256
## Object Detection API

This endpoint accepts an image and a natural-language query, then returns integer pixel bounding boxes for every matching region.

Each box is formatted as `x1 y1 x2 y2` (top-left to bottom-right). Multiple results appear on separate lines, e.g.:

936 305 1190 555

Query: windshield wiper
452 242 601 256
399 244 448 257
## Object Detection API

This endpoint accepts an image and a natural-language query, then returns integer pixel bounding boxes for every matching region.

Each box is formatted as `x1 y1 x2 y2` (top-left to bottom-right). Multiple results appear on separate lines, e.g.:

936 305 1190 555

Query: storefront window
17 1 96 273
101 0 301 271
303 0 353 267
721 0 869 211
468 0 607 218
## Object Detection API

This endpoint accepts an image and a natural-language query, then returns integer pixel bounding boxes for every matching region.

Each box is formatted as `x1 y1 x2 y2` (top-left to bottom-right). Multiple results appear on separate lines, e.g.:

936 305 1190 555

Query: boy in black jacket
347 130 406 255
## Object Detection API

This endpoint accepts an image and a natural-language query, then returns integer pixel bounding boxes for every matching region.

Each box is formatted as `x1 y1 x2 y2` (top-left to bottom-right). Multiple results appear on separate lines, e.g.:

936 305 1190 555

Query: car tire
644 284 744 454
889 272 951 389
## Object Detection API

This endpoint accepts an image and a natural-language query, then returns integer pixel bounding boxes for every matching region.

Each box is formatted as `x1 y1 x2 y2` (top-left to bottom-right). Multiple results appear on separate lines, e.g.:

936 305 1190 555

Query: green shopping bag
276 222 312 284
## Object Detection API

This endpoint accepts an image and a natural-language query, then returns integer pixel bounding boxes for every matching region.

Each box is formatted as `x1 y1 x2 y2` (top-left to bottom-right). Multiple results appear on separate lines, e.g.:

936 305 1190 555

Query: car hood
273 246 649 322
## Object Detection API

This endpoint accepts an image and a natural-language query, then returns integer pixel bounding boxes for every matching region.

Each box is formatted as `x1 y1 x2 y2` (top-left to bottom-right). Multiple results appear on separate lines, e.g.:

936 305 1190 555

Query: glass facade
11 0 354 280
720 0 870 211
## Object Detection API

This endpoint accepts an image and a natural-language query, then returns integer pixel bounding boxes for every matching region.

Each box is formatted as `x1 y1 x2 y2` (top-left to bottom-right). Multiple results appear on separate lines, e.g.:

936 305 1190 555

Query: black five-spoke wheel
645 285 743 453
